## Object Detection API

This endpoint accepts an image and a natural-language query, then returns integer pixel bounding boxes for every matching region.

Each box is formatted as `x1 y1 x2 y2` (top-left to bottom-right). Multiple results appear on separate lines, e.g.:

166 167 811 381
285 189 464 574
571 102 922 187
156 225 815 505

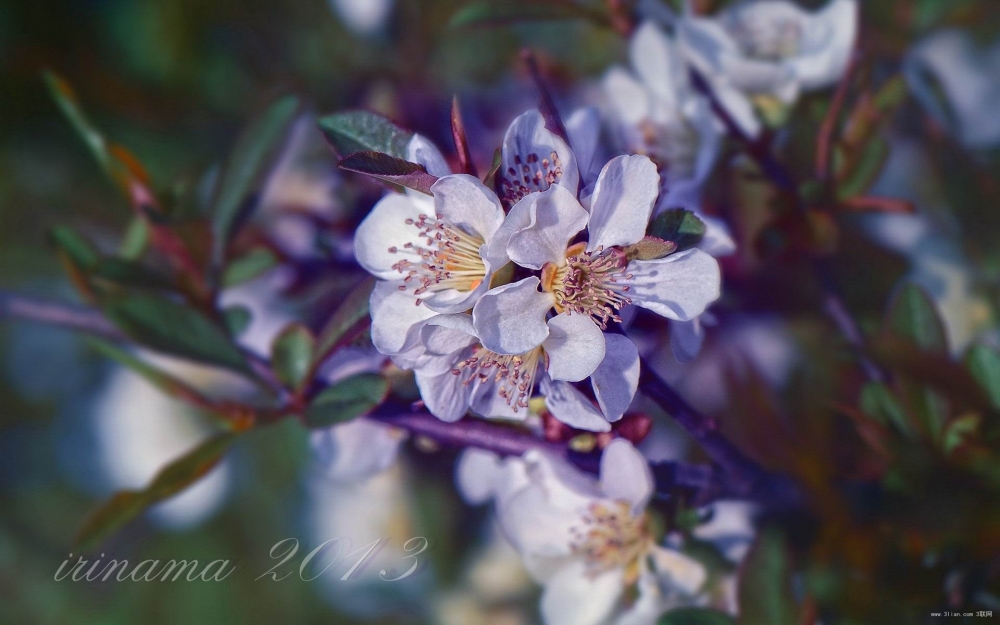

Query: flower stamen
451 346 543 413
545 244 633 330
570 501 650 581
499 151 564 207
387 213 486 304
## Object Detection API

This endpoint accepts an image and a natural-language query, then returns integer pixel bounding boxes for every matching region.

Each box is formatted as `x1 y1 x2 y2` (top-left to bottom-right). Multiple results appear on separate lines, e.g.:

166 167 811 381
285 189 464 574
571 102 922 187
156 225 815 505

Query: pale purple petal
587 155 660 251
472 277 555 354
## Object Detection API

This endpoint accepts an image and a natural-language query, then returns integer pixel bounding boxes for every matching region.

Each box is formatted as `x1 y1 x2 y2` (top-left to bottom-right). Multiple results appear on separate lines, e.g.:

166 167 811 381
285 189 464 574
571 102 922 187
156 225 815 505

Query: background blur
2 0 1000 623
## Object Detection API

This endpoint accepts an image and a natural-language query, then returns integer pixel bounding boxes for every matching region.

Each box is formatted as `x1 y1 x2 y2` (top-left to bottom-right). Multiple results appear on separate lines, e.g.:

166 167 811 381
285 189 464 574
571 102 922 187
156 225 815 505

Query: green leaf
837 137 889 200
943 412 980 455
318 110 413 159
101 293 250 374
884 283 947 352
222 247 279 288
450 2 608 28
119 216 150 259
338 151 438 195
211 95 299 253
860 382 914 437
223 305 253 337
659 608 734 625
315 276 375 364
304 374 388 428
50 225 99 269
271 323 316 391
966 344 1000 410
738 527 798 625
91 257 173 290
647 209 706 252
76 433 237 551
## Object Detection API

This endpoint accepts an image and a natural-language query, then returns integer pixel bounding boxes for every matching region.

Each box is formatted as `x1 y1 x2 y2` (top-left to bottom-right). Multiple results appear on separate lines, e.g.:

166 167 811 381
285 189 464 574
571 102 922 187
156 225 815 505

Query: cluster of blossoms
355 110 722 431
331 1 858 622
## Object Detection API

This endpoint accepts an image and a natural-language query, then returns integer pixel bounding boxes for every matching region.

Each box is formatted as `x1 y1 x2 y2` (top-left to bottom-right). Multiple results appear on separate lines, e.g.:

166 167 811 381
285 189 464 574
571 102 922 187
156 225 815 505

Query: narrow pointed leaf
272 323 316 391
738 527 798 625
966 344 1000 410
318 110 412 159
101 293 250 374
338 151 438 195
315 276 375 364
304 374 388 428
76 433 236 551
211 95 300 252
222 247 279 288
883 283 947 352
450 2 609 28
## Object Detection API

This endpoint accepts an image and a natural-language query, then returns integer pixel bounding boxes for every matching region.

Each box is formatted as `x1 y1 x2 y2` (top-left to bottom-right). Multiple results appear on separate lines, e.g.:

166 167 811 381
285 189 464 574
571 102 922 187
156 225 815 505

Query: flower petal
590 333 639 422
353 193 426 280
565 107 603 189
542 377 612 433
543 313 605 382
587 155 660 251
310 419 406 483
627 249 721 321
501 109 579 198
630 21 684 106
472 277 555 355
369 280 438 355
649 545 707 596
698 213 737 257
407 133 451 178
506 184 589 270
432 174 506 242
416 368 472 422
602 67 651 126
669 317 705 363
454 448 502 505
599 438 654 514
789 0 858 91
540 560 624 625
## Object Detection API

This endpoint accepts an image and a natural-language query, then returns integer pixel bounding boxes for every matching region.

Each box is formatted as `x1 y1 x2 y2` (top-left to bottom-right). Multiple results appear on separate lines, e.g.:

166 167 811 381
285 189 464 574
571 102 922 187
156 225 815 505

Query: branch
638 360 803 508
688 66 887 384
0 290 741 505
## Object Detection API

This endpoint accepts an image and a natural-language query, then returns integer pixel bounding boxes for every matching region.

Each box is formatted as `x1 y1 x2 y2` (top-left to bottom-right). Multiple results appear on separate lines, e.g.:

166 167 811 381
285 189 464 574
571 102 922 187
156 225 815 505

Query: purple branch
638 360 802 508
0 289 739 505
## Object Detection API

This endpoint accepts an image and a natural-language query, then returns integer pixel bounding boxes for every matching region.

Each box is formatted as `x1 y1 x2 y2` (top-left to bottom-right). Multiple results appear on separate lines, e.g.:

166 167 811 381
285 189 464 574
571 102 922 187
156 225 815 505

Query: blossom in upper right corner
678 0 858 135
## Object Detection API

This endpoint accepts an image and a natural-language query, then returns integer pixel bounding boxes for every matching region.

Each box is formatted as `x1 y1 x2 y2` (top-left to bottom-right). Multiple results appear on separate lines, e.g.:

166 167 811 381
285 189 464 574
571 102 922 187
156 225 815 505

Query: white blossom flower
603 22 722 212
474 156 720 349
329 0 395 37
905 29 1000 150
392 311 635 431
678 0 858 135
457 440 707 625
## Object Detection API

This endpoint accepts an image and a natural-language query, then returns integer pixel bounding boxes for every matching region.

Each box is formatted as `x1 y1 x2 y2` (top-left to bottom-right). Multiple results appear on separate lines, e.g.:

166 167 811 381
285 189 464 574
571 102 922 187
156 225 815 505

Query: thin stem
638 359 802 507
521 49 569 143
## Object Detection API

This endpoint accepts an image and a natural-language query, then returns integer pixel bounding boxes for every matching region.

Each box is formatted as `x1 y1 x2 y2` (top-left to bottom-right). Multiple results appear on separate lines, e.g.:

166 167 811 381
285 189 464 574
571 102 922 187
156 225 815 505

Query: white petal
698 213 737 257
590 333 639 422
789 0 858 91
406 133 451 178
669 317 705 363
468 376 530 421
542 377 612 433
565 107 603 187
506 184 589 270
649 545 707 596
630 21 684 106
353 193 426 280
454 448 502 505
472 277 555 355
599 439 654 514
587 155 660 251
602 67 651 126
369 280 438 355
418 314 477 355
543 313 606 382
501 109 579 197
310 419 405 483
432 174 506 242
540 560 624 625
416 368 472 422
626 249 721 321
